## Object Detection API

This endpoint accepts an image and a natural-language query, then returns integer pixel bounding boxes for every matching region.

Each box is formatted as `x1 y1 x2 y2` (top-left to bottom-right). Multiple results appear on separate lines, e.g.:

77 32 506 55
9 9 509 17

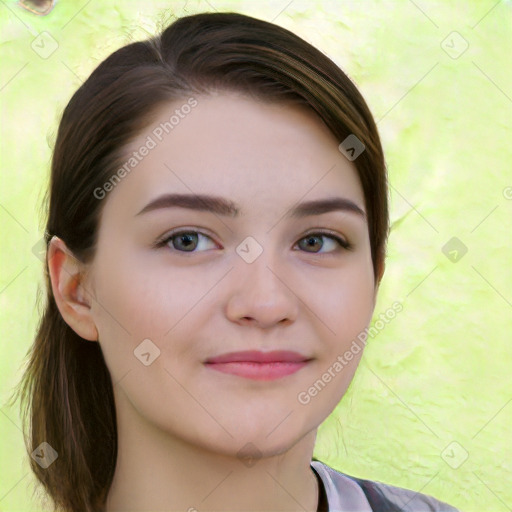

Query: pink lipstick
204 350 311 381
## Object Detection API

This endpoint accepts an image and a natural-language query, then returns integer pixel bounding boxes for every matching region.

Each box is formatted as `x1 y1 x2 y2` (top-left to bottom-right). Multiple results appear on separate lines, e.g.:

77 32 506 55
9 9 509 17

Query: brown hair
12 11 388 512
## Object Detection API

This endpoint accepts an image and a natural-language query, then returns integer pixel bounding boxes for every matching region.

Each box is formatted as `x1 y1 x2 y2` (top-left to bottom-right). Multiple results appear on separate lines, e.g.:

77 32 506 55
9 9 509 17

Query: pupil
305 236 320 251
177 233 196 250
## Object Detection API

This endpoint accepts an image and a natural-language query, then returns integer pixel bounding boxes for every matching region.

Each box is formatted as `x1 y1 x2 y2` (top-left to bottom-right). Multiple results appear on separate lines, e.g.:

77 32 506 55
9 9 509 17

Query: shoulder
311 460 460 512
348 474 460 512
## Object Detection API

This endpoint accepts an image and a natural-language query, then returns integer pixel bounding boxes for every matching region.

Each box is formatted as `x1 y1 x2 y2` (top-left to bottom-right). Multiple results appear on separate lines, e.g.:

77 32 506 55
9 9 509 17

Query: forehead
103 91 364 217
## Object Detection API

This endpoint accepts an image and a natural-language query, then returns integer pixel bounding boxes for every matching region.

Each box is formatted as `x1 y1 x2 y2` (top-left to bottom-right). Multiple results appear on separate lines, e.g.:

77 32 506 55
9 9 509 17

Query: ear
47 236 98 342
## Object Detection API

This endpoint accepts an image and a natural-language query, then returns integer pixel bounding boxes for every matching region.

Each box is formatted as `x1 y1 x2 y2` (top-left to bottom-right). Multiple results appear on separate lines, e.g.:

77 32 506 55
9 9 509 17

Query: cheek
298 266 374 420
337 270 375 336
89 248 215 376
88 253 163 374
93 248 174 329
308 260 375 341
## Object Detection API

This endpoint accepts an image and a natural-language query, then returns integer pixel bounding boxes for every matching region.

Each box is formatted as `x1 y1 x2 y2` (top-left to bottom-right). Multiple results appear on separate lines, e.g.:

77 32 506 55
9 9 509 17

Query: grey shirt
311 460 460 511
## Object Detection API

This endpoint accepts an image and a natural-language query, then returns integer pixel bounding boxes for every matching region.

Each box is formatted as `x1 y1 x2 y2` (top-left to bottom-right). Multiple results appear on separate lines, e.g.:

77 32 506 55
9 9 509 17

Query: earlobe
47 236 99 342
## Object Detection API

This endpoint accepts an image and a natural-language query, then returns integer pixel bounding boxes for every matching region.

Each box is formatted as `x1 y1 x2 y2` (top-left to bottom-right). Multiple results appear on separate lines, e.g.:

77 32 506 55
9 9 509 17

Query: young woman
15 11 460 512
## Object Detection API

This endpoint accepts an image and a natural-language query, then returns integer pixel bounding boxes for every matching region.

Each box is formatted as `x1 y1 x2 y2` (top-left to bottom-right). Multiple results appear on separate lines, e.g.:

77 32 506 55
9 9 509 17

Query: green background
1 1 511 510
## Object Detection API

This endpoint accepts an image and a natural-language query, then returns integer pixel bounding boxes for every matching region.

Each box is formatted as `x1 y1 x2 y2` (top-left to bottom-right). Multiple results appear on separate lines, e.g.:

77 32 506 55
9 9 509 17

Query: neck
105 388 320 512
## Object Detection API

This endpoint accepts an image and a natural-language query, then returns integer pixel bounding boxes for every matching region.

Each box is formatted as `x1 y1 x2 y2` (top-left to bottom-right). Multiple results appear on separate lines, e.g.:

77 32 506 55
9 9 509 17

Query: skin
48 90 382 511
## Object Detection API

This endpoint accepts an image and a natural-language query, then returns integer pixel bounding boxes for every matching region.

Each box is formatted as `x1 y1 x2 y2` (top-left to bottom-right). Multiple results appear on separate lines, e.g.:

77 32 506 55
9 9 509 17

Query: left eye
156 230 350 254
295 232 351 254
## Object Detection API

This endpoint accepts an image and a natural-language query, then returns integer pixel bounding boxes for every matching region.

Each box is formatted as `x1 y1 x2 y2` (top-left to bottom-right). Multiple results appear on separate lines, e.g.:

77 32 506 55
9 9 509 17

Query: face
85 90 377 457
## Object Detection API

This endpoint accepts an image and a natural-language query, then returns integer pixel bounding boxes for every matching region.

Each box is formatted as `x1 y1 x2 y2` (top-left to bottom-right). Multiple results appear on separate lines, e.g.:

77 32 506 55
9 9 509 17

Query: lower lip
204 361 310 381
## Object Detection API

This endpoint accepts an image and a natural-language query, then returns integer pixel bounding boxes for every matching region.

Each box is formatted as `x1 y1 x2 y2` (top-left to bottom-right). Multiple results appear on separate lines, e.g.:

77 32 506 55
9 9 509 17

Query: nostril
19 0 56 16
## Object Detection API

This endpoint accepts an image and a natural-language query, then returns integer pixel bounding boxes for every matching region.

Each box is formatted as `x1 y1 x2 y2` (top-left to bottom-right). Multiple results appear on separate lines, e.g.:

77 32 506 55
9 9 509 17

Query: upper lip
205 350 312 364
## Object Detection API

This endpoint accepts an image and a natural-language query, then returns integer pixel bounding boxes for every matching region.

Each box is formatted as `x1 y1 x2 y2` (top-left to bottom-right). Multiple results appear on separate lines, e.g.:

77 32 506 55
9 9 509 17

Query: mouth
204 350 313 381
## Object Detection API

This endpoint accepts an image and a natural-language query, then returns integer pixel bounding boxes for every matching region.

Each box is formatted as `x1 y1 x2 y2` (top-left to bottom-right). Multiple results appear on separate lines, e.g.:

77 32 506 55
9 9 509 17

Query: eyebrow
135 193 366 219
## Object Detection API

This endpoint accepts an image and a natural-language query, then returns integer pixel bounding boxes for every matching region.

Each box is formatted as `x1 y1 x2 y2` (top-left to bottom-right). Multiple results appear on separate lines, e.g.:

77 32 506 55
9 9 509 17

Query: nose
225 248 299 329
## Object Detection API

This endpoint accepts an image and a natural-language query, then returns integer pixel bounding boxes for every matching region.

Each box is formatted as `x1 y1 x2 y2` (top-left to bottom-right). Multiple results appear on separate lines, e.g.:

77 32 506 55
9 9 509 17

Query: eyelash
153 228 353 255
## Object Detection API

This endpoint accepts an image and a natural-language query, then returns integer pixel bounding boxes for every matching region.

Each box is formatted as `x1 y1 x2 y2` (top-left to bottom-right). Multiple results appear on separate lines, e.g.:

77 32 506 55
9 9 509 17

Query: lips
204 350 313 381
205 350 311 364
